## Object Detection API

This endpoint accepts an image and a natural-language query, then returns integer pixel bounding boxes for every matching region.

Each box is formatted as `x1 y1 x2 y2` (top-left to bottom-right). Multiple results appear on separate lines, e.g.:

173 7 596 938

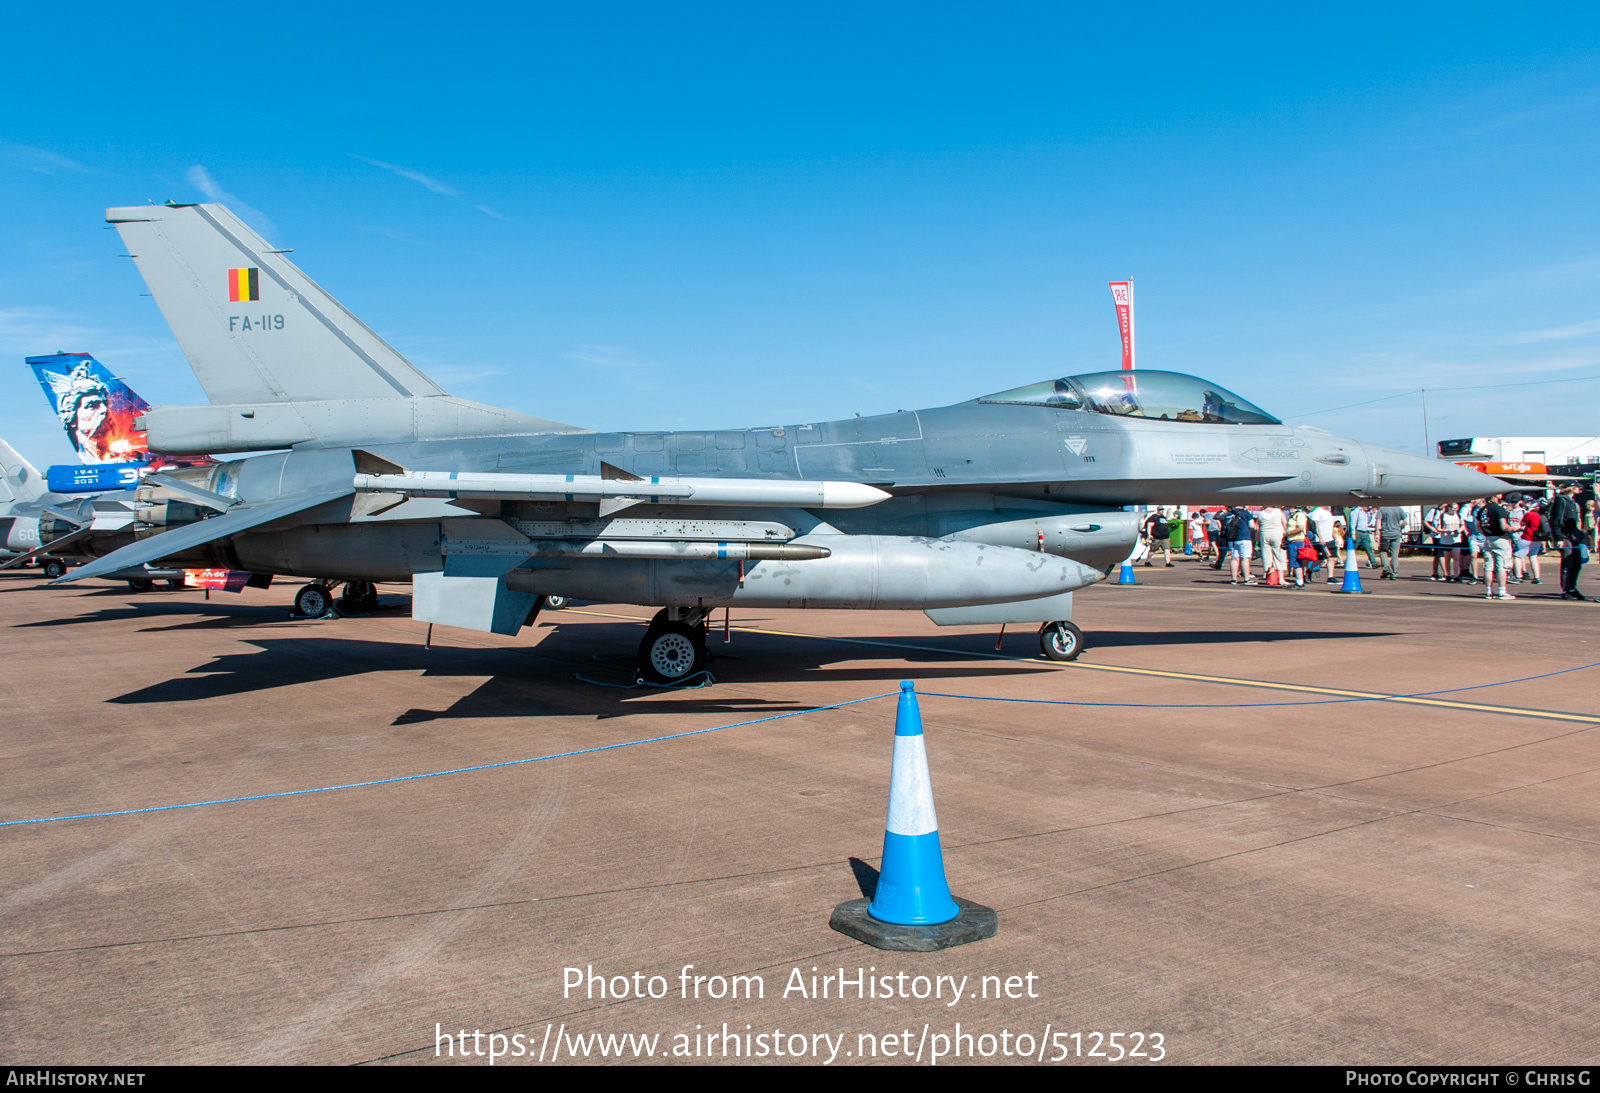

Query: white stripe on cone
886 734 939 837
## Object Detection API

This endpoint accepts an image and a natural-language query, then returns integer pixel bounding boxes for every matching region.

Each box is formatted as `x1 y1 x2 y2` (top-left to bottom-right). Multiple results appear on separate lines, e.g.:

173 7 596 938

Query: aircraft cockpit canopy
979 369 1280 425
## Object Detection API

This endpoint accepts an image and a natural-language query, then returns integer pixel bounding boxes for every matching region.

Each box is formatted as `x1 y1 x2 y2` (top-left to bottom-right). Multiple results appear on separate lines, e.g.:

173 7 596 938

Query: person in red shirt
1515 499 1544 586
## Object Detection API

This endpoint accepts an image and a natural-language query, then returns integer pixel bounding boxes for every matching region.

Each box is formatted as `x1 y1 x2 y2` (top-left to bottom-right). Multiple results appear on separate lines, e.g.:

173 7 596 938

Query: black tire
127 578 153 592
638 621 708 684
341 580 378 612
163 578 184 591
544 595 569 610
42 559 65 580
1039 620 1084 662
294 584 332 617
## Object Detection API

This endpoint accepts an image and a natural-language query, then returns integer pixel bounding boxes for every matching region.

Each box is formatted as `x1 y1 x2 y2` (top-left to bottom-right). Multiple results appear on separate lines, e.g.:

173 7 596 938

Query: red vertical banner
1109 280 1135 370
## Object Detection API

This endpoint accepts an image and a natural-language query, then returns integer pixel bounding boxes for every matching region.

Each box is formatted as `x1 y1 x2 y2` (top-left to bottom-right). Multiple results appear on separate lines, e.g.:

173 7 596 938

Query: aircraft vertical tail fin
0 438 47 503
27 353 151 464
106 203 447 406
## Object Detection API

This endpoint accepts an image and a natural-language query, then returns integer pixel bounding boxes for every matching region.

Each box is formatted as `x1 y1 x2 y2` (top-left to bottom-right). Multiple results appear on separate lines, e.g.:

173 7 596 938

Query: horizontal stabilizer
140 471 237 513
0 526 92 570
41 505 89 527
57 489 352 584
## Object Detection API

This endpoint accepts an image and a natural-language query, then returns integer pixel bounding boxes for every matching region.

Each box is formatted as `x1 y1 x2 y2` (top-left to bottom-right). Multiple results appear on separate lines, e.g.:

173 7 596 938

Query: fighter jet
2 356 242 591
62 203 1498 679
0 436 137 579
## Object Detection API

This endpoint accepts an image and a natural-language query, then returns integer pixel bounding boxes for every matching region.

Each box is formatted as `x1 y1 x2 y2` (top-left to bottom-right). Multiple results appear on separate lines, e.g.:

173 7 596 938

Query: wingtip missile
352 470 893 509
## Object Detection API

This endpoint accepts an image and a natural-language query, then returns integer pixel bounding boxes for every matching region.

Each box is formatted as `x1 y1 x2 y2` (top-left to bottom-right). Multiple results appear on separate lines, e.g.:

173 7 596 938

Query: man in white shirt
1311 505 1337 582
1188 512 1209 560
1257 506 1286 584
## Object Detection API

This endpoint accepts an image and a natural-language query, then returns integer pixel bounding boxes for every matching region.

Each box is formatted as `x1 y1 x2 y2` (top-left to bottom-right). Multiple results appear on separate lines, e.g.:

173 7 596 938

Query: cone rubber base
829 896 997 951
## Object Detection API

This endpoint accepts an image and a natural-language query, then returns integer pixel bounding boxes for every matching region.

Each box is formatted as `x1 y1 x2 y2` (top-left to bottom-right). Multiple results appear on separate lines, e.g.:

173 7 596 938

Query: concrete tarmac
2 553 1598 1065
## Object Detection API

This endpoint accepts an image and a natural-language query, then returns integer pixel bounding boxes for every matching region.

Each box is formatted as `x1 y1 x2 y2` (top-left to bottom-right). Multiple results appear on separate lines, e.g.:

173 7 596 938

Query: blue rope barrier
0 691 898 829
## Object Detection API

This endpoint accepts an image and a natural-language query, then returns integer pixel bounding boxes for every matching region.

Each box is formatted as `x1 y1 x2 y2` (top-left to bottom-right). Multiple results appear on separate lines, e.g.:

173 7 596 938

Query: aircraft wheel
341 580 378 612
42 559 66 580
127 578 153 592
544 595 569 610
1039 621 1084 662
163 578 184 591
638 621 708 684
294 584 332 617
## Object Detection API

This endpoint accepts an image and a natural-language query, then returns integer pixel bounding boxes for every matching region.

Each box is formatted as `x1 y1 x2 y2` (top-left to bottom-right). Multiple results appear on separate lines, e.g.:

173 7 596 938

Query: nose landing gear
1038 620 1084 662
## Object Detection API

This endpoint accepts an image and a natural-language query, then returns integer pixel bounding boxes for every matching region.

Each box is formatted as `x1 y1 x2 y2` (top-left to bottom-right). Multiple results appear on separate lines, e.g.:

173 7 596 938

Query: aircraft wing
56 489 352 584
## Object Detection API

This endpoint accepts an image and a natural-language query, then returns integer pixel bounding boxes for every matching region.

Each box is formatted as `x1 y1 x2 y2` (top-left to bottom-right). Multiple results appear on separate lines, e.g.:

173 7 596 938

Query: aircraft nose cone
1366 446 1500 502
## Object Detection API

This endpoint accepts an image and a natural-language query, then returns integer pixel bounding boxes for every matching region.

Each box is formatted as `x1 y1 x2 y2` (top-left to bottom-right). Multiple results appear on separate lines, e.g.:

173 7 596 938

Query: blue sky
3 5 1599 465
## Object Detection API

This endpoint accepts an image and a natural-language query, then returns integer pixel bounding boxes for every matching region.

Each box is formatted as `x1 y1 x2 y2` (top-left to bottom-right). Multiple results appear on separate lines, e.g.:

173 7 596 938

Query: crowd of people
1138 485 1596 601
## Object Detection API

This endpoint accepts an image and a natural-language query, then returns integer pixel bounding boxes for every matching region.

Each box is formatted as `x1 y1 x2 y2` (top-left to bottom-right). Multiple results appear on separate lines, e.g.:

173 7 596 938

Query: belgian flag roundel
227 267 260 302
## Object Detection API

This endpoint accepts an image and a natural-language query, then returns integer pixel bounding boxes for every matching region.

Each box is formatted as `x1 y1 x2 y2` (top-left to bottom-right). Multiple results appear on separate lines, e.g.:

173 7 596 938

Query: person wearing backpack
1143 509 1174 568
1226 506 1258 585
1547 484 1587 600
1478 494 1515 600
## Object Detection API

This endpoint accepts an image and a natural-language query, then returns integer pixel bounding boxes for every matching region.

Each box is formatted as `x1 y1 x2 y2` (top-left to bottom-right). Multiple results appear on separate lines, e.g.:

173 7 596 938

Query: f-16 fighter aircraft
0 354 158 577
62 203 1498 680
0 436 140 580
2 357 260 592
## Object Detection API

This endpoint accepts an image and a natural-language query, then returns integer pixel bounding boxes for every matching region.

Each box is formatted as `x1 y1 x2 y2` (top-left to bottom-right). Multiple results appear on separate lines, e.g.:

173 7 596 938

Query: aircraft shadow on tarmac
49 600 1403 723
103 622 1042 724
13 597 287 630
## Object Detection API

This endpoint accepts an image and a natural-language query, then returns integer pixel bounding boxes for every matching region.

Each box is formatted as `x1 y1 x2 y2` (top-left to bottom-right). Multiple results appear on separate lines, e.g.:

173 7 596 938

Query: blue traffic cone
829 681 997 950
1116 558 1137 584
868 682 959 925
1334 539 1369 594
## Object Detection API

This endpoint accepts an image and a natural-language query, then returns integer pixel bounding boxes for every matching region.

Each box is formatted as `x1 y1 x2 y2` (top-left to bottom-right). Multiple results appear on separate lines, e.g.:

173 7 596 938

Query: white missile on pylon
447 538 831 561
352 462 893 510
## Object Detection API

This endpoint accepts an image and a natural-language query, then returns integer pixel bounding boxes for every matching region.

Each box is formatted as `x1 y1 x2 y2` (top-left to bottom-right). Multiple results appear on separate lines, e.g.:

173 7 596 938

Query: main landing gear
1038 620 1084 662
294 583 333 617
340 580 380 613
41 558 67 580
292 580 382 618
637 607 712 684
